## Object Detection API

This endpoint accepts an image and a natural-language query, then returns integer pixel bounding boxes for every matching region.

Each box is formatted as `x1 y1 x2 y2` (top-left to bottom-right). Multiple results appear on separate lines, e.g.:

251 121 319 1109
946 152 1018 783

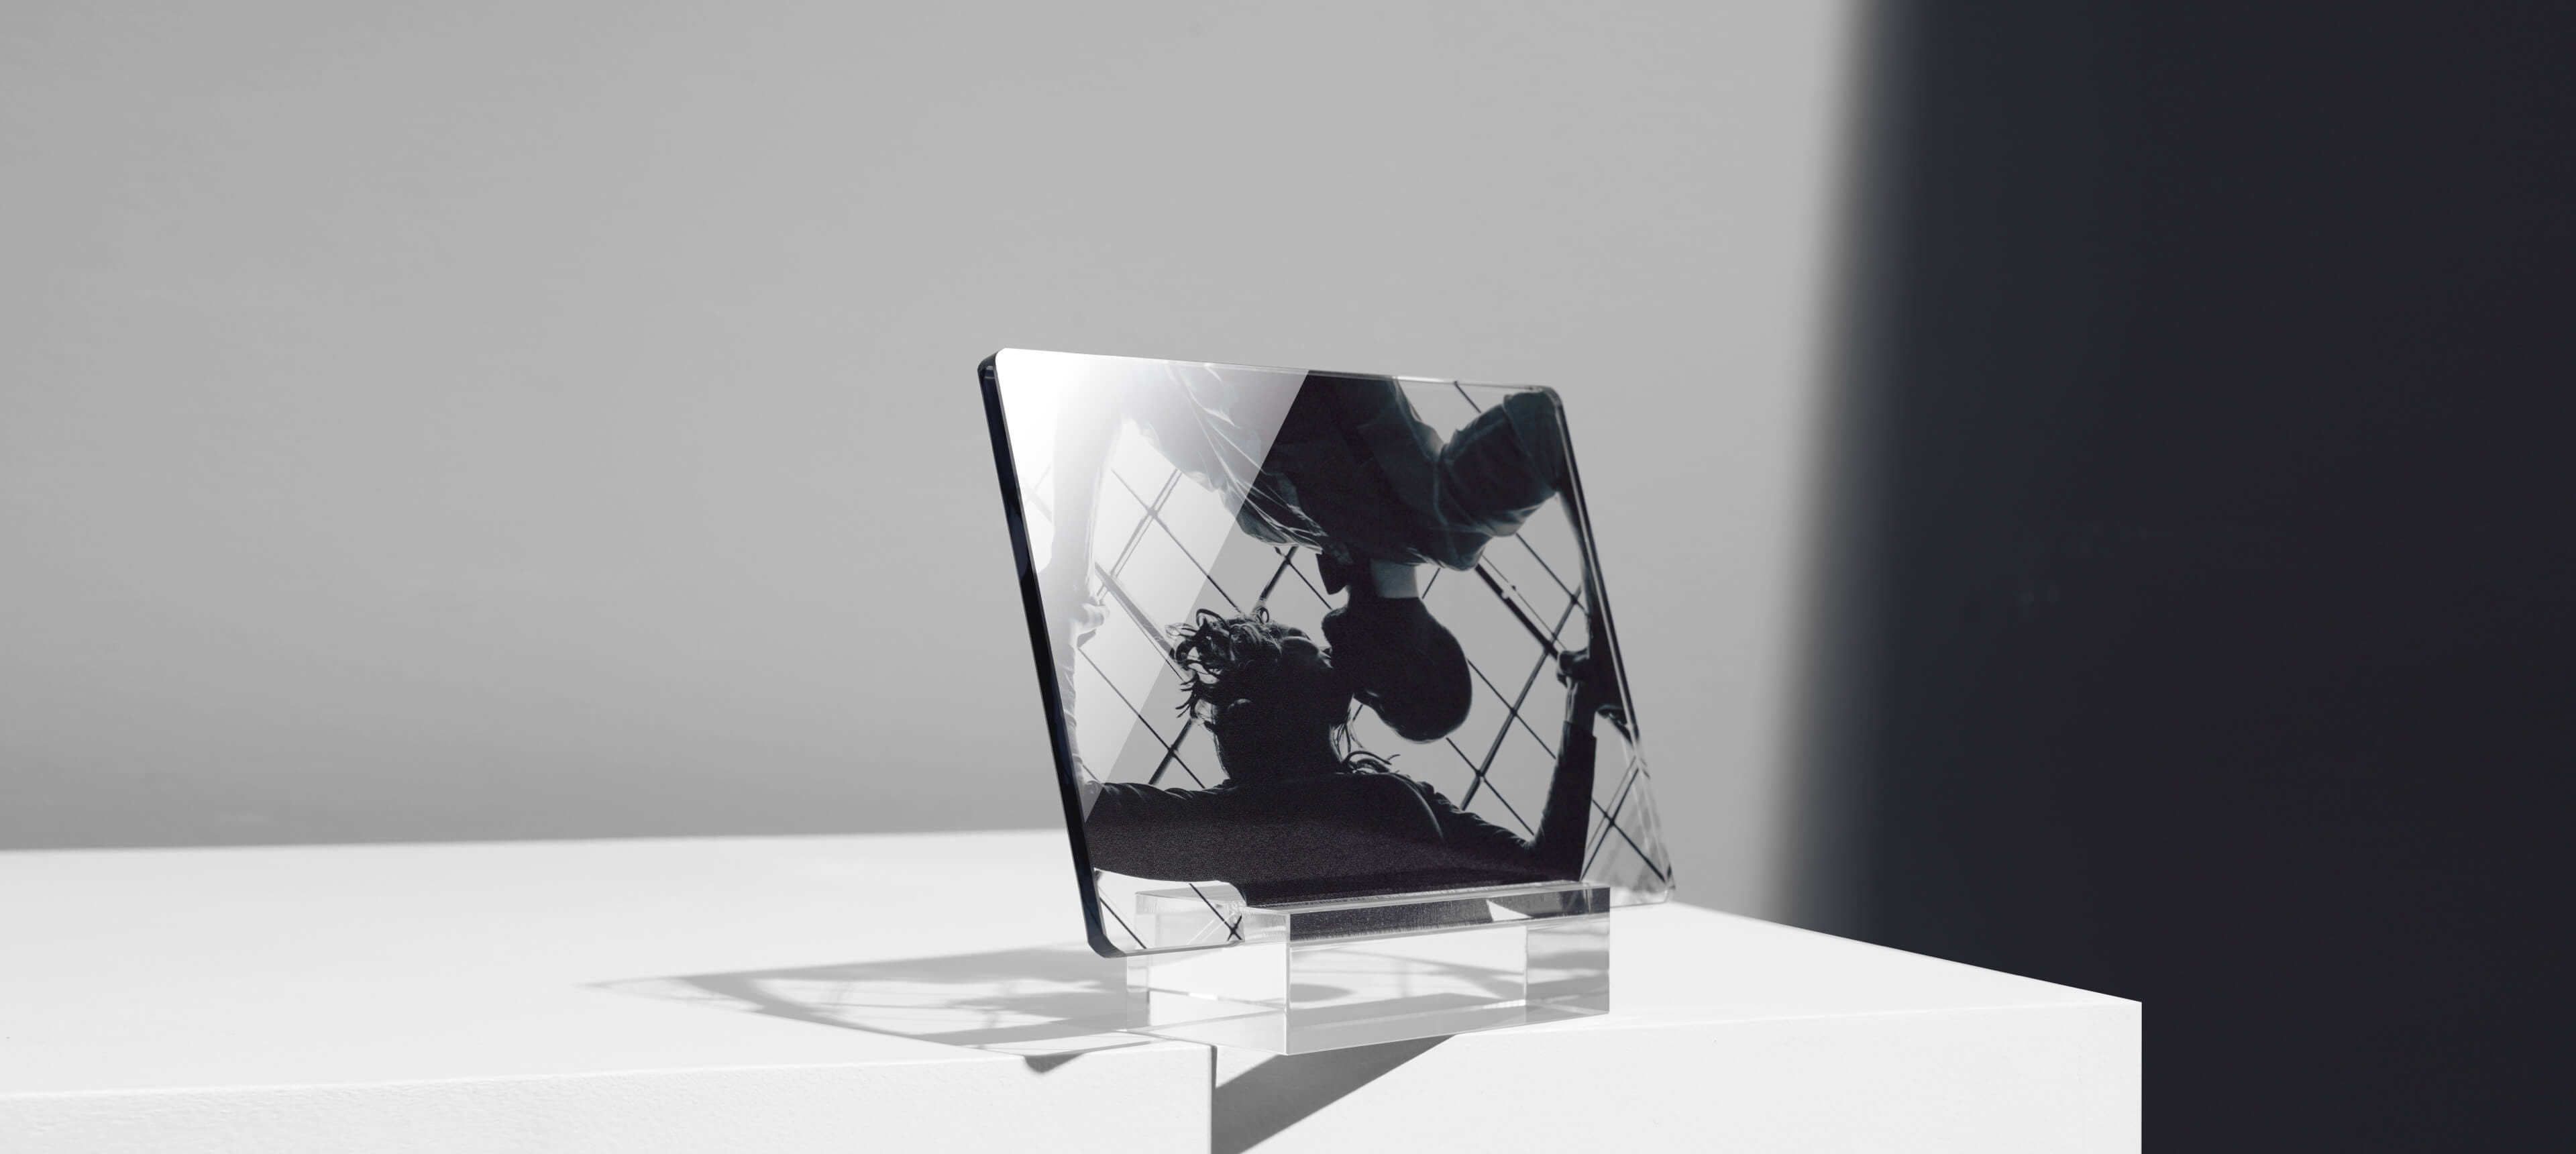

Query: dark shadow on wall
1795 3 2575 1150
600 945 1444 1146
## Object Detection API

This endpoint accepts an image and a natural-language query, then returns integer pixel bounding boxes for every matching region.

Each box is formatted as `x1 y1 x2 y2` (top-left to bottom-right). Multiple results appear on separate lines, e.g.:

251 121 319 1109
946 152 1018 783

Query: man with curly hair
1081 607 1611 904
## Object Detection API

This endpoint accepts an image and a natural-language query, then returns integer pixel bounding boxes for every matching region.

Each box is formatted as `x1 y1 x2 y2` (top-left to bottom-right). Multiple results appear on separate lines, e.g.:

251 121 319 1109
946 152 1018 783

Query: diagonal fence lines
1079 442 1664 894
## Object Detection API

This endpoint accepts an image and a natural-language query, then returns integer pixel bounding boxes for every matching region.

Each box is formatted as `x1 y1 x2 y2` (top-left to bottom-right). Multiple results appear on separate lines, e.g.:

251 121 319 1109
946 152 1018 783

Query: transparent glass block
1123 881 1609 1053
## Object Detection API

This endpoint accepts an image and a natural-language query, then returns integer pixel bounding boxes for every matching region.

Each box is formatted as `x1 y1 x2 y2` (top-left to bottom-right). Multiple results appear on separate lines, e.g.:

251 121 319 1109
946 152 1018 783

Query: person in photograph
1233 372 1570 584
1080 606 1614 902
1042 368 1574 768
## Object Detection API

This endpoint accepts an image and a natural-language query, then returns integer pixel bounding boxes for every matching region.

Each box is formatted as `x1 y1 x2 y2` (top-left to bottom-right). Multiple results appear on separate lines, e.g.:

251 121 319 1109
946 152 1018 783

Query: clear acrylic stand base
1122 881 1609 1053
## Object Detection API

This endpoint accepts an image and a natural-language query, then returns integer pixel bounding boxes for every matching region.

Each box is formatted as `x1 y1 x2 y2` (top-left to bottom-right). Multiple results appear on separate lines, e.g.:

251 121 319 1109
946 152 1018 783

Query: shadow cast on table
596 945 1140 1070
596 945 1442 1149
1211 1035 1444 1154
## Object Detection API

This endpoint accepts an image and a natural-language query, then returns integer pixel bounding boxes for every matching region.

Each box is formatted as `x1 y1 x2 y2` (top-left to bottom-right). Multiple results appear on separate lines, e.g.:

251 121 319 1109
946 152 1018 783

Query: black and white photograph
985 350 1671 953
15 1 2571 1147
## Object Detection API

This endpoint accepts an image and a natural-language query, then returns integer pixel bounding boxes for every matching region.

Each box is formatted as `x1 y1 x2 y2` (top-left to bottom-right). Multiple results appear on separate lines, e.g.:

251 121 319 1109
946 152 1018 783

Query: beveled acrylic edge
980 352 1123 958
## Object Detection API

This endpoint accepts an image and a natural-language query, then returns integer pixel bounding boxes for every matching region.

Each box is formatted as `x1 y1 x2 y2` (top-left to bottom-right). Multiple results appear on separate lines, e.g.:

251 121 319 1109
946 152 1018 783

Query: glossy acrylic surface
982 350 1672 957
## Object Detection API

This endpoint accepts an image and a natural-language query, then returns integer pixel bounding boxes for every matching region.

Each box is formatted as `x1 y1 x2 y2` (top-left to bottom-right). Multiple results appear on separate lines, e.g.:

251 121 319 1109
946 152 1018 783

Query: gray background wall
0 1 1859 922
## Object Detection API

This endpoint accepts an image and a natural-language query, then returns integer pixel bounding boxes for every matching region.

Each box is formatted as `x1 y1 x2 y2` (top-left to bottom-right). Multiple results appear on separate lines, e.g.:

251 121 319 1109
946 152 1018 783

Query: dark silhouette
1321 582 1470 743
1084 607 1613 904
1231 374 1569 578
1240 374 1570 743
1042 370 1572 751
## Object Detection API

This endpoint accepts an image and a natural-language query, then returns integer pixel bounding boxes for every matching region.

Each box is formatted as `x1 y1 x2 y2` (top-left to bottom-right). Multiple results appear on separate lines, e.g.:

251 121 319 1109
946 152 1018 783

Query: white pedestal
0 833 2137 1153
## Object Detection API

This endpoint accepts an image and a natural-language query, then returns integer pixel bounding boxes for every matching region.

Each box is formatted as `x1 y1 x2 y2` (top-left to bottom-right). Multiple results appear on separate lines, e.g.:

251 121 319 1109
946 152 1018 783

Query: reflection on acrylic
984 350 1671 956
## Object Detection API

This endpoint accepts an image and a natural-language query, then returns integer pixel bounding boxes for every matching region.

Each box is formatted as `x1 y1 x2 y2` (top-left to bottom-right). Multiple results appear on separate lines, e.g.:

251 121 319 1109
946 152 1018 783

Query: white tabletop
1 833 2137 1152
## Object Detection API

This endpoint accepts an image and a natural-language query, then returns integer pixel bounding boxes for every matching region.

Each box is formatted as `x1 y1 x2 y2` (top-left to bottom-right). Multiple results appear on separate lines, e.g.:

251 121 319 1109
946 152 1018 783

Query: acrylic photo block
981 350 1674 965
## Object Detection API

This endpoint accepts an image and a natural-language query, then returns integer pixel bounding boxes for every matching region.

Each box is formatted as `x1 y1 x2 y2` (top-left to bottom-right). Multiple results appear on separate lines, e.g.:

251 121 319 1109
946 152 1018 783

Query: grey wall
0 2 1859 921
